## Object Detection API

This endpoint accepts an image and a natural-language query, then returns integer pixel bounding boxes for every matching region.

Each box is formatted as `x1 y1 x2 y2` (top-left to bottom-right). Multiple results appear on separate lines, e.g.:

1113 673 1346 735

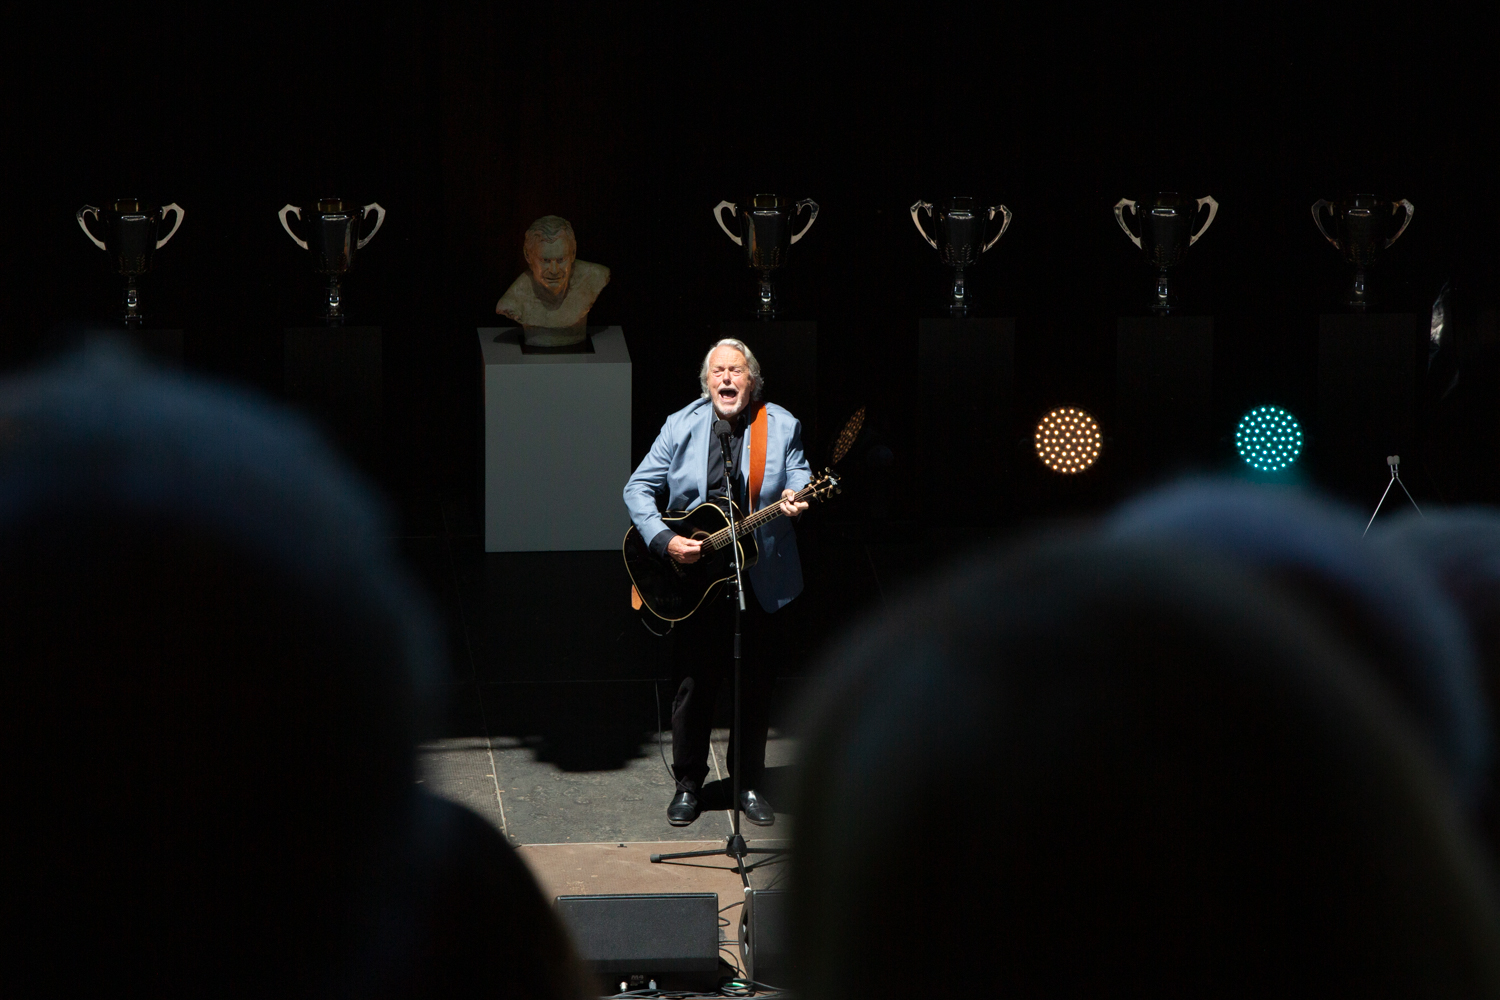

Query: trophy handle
1113 198 1141 248
1189 195 1218 245
76 205 106 250
278 204 308 250
790 198 819 244
155 202 185 249
1310 199 1340 249
713 200 743 245
909 200 937 249
1385 198 1415 248
357 202 386 249
982 204 1013 252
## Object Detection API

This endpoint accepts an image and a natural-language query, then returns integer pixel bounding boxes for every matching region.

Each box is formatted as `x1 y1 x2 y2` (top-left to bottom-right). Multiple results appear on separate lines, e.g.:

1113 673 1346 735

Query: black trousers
668 576 777 796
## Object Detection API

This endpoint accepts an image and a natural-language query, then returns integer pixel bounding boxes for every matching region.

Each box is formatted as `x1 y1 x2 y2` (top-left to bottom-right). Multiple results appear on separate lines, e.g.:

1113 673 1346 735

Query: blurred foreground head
1375 508 1500 712
791 535 1500 997
1376 508 1500 857
1109 481 1489 803
0 341 442 994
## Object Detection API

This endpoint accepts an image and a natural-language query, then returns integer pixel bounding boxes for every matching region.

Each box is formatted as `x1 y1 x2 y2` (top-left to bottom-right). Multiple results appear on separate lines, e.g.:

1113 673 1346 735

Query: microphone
713 418 734 475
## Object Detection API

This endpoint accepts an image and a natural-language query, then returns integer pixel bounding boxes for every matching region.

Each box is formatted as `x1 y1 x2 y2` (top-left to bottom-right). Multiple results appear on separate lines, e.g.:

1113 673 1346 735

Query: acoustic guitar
622 470 841 621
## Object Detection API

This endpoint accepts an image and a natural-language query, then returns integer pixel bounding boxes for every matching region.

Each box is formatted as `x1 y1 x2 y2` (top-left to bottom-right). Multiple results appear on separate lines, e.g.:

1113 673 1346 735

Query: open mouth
717 387 739 403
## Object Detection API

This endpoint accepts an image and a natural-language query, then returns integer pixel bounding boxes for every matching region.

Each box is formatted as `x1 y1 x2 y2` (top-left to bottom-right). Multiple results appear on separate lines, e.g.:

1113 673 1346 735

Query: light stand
1364 454 1423 537
651 429 787 891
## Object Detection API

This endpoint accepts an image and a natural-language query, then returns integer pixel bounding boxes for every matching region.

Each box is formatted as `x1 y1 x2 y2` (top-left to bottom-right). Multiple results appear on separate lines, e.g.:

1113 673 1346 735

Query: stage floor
420 725 793 929
418 718 796 981
418 726 801 849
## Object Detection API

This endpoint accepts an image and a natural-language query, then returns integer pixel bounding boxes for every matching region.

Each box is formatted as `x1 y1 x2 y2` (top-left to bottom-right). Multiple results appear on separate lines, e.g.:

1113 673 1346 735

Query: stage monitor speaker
738 888 789 989
554 892 719 989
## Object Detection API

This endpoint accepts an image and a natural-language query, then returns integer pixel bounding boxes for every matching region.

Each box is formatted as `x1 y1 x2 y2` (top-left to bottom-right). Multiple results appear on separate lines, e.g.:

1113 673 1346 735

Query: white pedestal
479 326 632 551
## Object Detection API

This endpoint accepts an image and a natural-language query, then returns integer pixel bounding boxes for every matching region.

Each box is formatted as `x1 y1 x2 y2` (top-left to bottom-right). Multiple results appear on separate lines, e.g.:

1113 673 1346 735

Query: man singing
624 339 810 827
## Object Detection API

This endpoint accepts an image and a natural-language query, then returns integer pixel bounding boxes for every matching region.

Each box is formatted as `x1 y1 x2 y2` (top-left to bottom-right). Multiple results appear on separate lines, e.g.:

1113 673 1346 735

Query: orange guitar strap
748 403 768 512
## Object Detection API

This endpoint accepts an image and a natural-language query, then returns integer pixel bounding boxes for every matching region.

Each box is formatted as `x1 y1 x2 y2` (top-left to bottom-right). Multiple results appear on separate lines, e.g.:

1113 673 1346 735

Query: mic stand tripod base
649 838 786 887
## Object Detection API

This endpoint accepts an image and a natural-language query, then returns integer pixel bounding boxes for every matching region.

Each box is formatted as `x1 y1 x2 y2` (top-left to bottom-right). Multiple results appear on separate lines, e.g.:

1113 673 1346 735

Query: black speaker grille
742 889 789 987
555 893 719 974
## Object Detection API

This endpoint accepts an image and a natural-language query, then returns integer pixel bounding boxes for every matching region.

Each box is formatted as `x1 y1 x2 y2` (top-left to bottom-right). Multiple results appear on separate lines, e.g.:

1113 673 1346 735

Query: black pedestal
284 326 383 475
38 328 183 367
125 329 184 367
918 318 1015 496
1116 316 1214 481
718 321 817 447
1316 313 1424 499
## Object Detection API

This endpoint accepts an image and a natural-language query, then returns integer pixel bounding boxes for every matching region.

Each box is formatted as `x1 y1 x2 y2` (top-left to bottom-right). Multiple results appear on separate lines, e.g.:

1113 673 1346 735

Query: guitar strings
702 480 825 551
703 486 814 549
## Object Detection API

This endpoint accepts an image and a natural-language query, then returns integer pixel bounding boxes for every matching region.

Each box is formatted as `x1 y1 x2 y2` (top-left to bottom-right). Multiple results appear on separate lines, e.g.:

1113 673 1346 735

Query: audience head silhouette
1377 508 1500 863
0 340 586 998
1109 480 1490 803
790 533 1500 996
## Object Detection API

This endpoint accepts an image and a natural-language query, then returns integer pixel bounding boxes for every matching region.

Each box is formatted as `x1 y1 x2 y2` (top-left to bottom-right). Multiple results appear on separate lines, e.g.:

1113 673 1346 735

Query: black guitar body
623 500 760 622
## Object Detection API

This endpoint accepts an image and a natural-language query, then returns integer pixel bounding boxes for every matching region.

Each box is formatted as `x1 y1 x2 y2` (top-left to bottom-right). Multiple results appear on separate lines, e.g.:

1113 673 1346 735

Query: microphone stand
651 425 787 891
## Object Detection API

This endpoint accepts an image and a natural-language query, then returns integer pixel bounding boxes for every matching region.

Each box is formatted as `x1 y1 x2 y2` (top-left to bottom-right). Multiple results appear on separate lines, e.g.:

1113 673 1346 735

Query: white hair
699 338 764 403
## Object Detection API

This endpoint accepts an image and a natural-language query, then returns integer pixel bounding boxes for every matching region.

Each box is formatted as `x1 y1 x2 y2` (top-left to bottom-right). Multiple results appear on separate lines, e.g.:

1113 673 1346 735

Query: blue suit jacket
624 398 811 613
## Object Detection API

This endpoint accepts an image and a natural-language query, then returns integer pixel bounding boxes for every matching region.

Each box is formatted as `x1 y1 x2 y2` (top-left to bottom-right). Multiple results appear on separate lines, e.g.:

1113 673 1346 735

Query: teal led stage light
1235 405 1303 472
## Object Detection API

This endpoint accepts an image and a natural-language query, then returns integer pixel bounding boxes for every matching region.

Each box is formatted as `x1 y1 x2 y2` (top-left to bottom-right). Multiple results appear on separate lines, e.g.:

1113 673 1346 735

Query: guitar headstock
809 468 842 501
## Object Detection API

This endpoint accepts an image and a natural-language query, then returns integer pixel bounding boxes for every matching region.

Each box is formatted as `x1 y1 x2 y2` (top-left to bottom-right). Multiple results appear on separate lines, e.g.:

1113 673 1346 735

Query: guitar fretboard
703 480 823 552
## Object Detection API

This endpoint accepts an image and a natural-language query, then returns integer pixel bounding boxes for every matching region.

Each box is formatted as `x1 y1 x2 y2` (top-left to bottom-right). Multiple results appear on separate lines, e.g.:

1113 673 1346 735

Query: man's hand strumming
667 535 702 564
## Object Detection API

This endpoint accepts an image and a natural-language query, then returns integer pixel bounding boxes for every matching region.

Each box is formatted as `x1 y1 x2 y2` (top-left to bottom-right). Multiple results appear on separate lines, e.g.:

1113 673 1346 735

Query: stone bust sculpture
496 215 610 347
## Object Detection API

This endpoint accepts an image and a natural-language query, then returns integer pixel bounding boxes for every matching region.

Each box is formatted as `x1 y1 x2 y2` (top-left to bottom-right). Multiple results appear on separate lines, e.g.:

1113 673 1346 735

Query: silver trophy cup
76 198 186 327
279 198 386 323
1311 194 1414 310
713 194 819 318
910 196 1012 316
1114 193 1217 314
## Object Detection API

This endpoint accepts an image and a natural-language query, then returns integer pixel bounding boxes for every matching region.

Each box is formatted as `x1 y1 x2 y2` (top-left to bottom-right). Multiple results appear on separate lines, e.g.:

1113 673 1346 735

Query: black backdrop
4 7 1496 521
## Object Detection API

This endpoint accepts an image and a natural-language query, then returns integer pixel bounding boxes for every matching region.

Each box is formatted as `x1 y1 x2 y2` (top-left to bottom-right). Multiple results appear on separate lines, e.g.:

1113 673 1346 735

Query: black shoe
667 790 701 826
740 789 775 827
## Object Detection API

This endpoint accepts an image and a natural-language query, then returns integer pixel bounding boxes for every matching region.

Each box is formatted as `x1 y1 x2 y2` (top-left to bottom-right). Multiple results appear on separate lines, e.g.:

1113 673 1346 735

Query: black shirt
649 409 747 557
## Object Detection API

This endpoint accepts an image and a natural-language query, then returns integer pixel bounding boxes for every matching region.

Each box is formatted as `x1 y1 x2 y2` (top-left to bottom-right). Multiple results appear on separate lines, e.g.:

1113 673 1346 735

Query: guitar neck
705 482 819 552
